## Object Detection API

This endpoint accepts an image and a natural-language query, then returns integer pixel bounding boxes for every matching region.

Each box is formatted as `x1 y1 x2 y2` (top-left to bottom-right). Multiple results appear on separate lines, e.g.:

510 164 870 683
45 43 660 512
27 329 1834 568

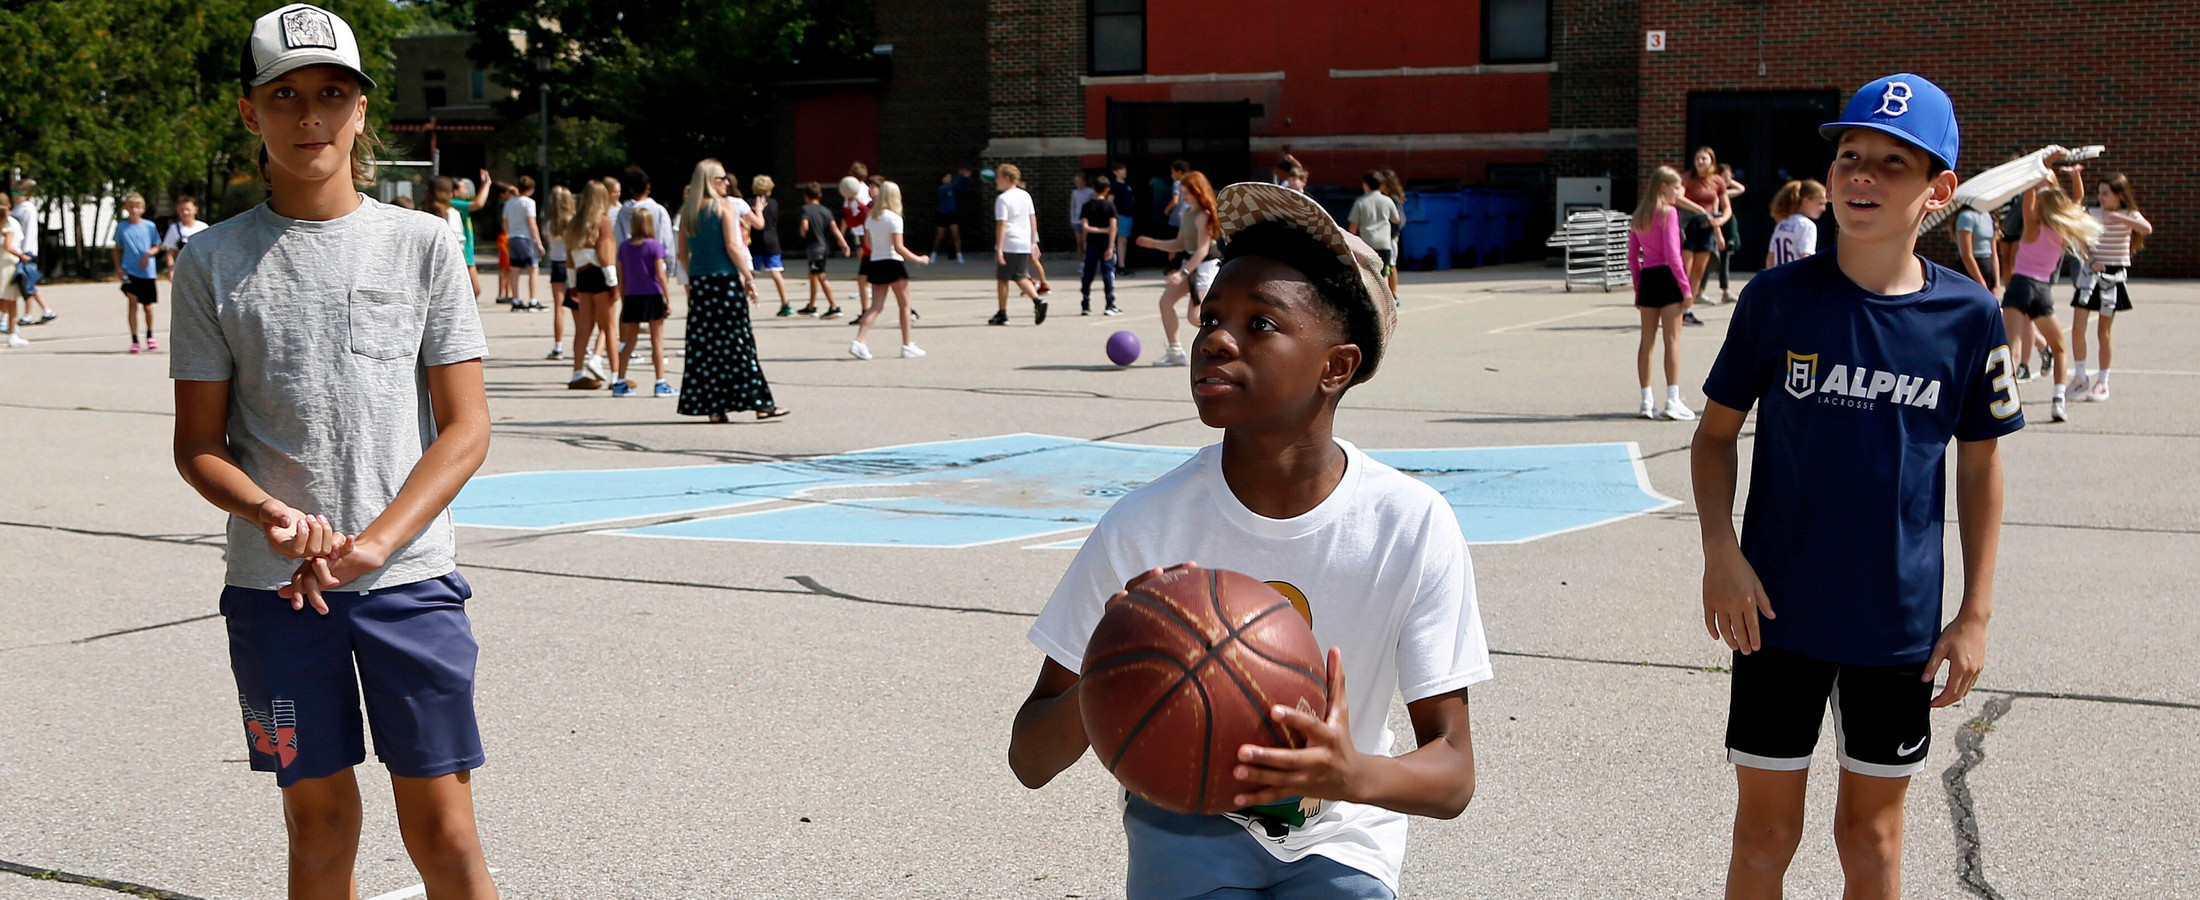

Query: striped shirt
2091 209 2149 266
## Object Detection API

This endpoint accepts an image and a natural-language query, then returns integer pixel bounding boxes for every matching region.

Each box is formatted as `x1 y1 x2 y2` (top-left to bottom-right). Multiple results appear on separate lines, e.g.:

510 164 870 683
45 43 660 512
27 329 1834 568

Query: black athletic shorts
1726 645 1932 778
997 252 1033 282
2003 274 2056 319
1681 214 1718 253
856 258 874 282
2073 265 2132 313
550 260 567 285
808 253 829 275
122 275 159 305
867 259 908 285
572 265 610 294
1634 265 1684 308
619 292 667 323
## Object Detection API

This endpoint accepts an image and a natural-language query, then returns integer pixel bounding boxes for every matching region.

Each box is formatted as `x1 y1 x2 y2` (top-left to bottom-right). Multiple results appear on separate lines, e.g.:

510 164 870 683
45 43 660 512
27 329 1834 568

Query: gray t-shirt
11 201 35 257
1349 192 1401 251
1954 207 1995 258
169 196 487 591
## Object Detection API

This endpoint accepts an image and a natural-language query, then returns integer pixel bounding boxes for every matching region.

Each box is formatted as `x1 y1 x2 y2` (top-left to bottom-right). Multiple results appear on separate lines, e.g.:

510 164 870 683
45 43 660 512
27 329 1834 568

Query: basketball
1078 565 1328 815
1106 330 1141 366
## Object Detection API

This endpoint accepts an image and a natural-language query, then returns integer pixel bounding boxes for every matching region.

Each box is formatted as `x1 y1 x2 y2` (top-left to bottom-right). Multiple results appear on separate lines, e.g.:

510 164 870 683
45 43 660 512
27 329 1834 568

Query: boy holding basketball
1011 182 1490 900
1691 74 2018 899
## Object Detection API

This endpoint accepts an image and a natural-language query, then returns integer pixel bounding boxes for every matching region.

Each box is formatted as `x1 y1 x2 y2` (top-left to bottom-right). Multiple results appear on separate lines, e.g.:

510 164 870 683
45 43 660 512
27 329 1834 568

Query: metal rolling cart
1546 209 1632 292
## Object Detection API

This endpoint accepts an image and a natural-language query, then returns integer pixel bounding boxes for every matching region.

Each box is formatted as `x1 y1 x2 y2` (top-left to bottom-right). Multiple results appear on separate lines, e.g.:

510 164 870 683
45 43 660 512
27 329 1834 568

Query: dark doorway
1686 91 1841 270
1105 99 1256 267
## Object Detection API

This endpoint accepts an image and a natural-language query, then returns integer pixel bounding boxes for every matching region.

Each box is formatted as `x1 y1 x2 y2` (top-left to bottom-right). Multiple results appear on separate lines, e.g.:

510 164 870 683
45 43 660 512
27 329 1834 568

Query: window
425 86 447 108
423 69 446 82
468 69 486 103
1482 0 1550 64
1089 0 1144 76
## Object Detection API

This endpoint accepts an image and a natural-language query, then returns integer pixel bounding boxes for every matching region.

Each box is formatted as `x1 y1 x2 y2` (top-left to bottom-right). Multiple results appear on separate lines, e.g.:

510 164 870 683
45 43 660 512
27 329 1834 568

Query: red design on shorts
239 696 299 768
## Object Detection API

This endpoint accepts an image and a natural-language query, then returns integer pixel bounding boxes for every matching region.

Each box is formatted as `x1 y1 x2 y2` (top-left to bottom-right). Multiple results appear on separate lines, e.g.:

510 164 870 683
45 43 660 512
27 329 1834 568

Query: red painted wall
793 92 880 187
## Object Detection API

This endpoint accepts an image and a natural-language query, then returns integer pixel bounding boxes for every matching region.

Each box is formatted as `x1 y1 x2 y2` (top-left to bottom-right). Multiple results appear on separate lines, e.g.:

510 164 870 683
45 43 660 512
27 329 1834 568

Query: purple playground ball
1106 330 1142 367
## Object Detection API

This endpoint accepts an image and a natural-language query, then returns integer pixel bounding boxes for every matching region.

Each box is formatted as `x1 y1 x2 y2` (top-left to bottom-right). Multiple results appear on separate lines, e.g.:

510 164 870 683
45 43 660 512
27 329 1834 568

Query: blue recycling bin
1401 192 1458 270
1481 191 1530 265
1451 190 1491 267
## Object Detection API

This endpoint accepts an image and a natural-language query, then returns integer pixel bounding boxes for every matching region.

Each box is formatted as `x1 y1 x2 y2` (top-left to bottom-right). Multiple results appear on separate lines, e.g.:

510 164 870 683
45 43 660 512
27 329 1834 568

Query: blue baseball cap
1818 74 1957 172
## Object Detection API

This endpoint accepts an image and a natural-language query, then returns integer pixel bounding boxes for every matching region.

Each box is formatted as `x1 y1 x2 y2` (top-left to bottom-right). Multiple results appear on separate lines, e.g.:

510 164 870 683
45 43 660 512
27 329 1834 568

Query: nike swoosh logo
1897 737 1927 757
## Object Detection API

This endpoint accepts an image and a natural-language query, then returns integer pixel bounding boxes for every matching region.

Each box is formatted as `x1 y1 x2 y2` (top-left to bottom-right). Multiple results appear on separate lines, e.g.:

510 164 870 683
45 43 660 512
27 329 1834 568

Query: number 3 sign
1646 30 1667 52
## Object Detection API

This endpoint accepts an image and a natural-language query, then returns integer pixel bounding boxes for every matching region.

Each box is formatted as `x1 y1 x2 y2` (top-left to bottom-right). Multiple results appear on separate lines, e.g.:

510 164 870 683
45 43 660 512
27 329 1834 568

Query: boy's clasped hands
257 498 386 613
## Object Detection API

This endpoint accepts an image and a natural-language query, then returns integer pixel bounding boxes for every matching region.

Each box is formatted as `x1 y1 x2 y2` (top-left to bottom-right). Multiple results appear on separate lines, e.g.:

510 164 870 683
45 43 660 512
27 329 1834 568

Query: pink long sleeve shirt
1627 206 1691 297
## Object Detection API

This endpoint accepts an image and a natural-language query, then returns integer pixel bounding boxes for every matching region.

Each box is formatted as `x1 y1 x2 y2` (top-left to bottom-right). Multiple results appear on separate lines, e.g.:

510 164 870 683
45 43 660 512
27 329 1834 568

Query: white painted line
1485 305 1621 334
2115 369 2200 376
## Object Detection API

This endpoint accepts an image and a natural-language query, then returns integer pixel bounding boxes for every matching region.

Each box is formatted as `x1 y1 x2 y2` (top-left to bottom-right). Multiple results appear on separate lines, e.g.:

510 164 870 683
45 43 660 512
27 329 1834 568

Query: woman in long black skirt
675 158 790 422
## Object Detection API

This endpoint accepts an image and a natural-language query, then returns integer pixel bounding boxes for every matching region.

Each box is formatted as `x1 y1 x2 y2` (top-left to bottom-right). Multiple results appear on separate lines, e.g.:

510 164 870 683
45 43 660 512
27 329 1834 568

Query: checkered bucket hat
1214 181 1397 381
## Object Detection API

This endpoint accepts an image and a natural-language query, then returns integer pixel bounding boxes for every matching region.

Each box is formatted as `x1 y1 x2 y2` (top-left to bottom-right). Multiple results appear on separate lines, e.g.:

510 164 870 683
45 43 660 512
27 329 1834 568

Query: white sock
2097 368 2111 386
2074 358 2090 377
2055 383 2067 400
1641 387 1655 404
1666 385 1682 402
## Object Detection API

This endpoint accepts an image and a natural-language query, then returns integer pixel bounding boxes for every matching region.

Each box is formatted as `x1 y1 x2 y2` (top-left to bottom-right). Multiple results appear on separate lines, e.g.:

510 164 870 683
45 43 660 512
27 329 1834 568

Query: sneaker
776 306 794 317
1081 302 1091 316
797 305 819 317
2016 363 2034 383
1033 299 1049 325
6 332 26 348
583 353 609 383
900 343 926 359
610 380 633 397
1152 346 1189 367
1663 398 1698 421
954 253 965 263
1721 290 1734 304
495 296 513 305
2038 345 2054 376
910 308 921 321
1682 311 1705 327
547 344 565 360
849 340 873 360
567 371 603 390
36 312 55 324
2087 381 2110 402
988 310 1009 326
654 380 677 398
509 299 528 312
128 341 141 354
2051 396 2068 422
145 336 158 352
821 307 844 320
1038 282 1053 296
2068 369 2091 394
1103 305 1122 316
13 317 29 327
1639 398 1657 420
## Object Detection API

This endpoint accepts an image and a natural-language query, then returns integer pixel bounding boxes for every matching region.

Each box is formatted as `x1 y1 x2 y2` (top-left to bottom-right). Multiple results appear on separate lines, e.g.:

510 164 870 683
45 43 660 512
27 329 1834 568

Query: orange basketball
1079 565 1328 814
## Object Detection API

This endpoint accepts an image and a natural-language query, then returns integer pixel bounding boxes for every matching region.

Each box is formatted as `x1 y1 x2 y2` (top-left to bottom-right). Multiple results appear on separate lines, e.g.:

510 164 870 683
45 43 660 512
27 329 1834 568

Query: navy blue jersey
1703 253 2023 665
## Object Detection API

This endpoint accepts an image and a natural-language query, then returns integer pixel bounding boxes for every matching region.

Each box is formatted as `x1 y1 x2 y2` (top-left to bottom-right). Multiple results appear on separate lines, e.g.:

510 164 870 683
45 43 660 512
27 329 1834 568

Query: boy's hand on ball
1230 647 1360 807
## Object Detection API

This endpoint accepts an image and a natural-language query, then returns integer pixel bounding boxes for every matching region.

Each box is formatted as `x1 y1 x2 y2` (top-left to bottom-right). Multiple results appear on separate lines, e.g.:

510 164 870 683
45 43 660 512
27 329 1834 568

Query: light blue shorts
1123 798 1393 900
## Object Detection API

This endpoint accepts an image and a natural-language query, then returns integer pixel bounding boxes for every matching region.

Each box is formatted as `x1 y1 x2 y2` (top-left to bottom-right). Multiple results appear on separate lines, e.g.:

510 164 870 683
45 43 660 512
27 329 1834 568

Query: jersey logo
280 7 339 51
239 696 299 768
1265 581 1313 626
1874 81 1913 118
1785 352 1818 399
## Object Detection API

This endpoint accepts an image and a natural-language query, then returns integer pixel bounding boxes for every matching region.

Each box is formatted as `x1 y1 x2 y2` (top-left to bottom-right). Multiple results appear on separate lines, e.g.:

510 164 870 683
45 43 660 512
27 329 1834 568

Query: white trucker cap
240 3 377 91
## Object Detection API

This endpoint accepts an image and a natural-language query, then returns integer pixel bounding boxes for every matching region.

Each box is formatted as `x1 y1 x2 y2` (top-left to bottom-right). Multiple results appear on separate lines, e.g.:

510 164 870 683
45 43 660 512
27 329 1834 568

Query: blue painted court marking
450 433 1677 548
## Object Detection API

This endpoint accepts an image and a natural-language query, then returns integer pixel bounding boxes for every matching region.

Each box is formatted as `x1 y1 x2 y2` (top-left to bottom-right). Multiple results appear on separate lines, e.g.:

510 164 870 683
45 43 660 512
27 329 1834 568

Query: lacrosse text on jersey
1784 351 1944 410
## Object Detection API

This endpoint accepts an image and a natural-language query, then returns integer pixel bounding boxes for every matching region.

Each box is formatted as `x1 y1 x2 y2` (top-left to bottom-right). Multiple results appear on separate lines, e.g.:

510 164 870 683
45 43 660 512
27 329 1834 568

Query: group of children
145 8 2093 895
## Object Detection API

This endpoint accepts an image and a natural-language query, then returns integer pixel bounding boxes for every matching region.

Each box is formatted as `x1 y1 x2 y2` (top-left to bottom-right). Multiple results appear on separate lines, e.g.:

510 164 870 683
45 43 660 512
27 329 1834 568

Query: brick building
1636 0 2199 275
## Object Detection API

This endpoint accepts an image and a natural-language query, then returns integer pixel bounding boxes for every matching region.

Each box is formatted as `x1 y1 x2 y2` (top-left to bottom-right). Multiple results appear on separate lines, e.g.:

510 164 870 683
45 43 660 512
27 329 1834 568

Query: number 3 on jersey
1985 345 2020 419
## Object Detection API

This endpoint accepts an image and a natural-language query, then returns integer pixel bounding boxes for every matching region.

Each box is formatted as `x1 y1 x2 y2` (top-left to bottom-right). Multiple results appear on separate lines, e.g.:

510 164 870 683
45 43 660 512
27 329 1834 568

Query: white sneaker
849 340 872 360
6 332 26 348
1639 398 1657 420
900 344 926 359
583 353 609 382
2087 381 2110 402
2068 370 2091 394
2051 397 2068 422
547 343 565 360
1663 398 1697 421
1152 346 1188 367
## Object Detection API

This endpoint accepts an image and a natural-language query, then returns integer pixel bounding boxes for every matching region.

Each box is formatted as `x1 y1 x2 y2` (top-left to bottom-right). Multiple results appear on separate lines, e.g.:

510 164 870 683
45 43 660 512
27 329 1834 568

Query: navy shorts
508 235 538 268
222 571 484 787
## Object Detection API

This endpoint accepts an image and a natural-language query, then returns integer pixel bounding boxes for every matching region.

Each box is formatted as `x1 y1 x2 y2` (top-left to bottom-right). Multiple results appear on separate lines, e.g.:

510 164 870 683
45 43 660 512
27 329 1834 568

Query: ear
238 94 261 136
1922 168 1959 212
1321 342 1363 396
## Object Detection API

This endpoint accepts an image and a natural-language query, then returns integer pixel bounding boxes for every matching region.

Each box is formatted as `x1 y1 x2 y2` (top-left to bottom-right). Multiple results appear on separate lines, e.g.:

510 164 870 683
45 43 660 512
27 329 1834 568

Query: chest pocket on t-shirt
348 289 419 361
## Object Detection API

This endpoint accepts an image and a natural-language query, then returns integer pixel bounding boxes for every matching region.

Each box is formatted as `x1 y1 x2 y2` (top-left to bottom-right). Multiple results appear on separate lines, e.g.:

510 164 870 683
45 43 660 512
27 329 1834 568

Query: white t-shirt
1029 439 1491 894
443 208 466 243
162 220 211 251
12 201 37 256
1769 214 1817 266
867 210 905 262
995 187 1037 254
1070 187 1095 229
502 195 538 243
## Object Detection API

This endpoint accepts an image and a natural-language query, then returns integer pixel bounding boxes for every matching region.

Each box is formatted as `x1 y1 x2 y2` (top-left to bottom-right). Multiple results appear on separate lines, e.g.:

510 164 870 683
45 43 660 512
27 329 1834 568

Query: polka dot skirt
677 273 778 417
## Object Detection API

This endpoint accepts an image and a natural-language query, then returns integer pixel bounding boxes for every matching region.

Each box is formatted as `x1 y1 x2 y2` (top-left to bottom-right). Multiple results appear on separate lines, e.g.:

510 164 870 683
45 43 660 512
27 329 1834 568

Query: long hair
424 175 455 220
2036 187 2104 251
1769 179 1825 220
564 180 611 251
2102 173 2144 252
248 78 382 187
548 185 575 240
1689 146 1718 177
681 158 727 241
1178 171 1219 240
1633 166 1683 233
869 180 903 220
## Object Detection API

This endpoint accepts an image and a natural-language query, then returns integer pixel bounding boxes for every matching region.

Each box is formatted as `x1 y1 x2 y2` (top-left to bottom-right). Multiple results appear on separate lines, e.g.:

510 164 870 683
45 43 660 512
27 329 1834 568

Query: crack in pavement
0 858 208 899
1942 693 2015 900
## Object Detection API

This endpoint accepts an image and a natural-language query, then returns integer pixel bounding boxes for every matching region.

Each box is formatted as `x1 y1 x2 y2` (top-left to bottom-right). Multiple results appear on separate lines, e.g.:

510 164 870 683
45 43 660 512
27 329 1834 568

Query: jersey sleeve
1798 219 1818 257
1702 280 1769 411
166 245 232 382
420 226 489 367
1955 303 2025 442
1395 500 1492 702
1027 518 1129 672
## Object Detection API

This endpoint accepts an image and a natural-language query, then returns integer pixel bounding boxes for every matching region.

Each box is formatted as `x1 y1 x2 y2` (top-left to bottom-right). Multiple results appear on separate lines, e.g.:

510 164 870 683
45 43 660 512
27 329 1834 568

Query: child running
1012 181 1488 900
798 182 849 318
1132 170 1218 366
1693 74 2018 900
1627 165 1701 421
2068 172 2153 402
1765 179 1826 268
613 209 675 397
113 192 161 352
850 180 931 360
170 6 498 895
2006 160 2097 422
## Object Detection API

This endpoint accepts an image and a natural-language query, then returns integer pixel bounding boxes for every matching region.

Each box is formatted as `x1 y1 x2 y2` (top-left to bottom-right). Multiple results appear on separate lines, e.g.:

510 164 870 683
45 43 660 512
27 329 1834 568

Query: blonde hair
548 185 575 238
564 180 611 250
121 191 146 209
1769 179 1826 220
681 159 728 240
1632 166 1683 233
751 174 774 198
2036 187 2103 250
629 206 657 241
868 180 903 220
995 163 1021 186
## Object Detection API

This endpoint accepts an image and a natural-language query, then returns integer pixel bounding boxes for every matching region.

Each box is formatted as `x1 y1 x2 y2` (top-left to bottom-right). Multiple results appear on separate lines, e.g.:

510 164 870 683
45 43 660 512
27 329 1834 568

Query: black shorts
855 258 874 282
808 254 830 275
997 252 1034 282
1726 645 1931 778
550 260 567 285
1167 251 1189 273
620 292 668 323
2003 274 2056 319
122 275 159 305
1681 214 1718 252
1634 265 1684 308
867 259 908 285
573 265 610 294
2073 265 2133 312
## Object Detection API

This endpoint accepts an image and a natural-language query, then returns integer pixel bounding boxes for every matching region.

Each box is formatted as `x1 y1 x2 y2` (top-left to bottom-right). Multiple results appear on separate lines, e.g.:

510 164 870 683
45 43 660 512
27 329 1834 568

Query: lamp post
535 46 551 235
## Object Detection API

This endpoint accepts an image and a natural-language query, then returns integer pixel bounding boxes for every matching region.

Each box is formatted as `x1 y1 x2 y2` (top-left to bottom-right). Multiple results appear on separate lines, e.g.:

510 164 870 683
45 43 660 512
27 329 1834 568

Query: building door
1687 91 1841 271
1104 99 1257 236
